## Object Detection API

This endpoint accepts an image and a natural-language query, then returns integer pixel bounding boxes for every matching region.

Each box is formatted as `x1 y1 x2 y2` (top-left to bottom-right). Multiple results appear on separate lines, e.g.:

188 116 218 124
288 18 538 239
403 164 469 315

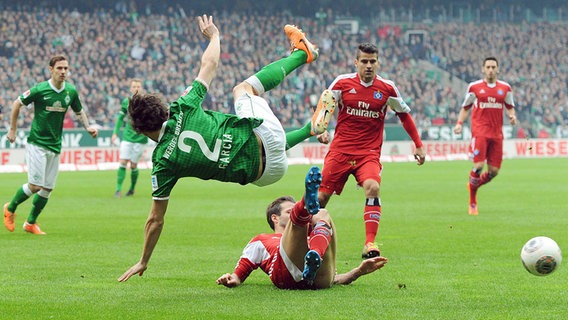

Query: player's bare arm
118 199 169 282
75 109 98 138
7 99 24 143
453 108 471 134
333 256 388 285
196 15 220 88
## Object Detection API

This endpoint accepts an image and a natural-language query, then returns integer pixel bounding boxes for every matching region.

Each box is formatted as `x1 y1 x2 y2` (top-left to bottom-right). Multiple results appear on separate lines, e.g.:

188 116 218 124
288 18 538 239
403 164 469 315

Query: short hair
483 56 499 67
356 43 379 59
128 93 169 133
49 55 67 67
131 78 143 85
266 196 295 230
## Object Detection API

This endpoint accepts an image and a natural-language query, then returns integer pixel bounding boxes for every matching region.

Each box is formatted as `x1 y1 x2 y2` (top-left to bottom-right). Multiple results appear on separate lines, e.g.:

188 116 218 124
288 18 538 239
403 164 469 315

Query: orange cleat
23 222 46 235
4 202 15 232
311 89 336 135
284 24 319 63
468 204 478 216
362 242 381 259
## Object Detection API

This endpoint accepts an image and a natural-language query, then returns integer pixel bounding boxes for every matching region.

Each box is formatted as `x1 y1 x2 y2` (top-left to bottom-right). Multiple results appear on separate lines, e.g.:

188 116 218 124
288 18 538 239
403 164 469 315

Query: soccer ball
520 236 562 276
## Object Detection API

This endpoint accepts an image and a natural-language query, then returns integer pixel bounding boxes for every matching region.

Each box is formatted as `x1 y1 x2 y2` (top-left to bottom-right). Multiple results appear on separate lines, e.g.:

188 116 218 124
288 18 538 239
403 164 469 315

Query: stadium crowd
1 2 567 138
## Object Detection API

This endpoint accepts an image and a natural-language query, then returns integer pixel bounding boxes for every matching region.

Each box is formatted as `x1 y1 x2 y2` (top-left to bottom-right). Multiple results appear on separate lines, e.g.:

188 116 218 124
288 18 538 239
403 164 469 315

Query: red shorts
269 250 310 290
320 151 382 195
470 136 503 168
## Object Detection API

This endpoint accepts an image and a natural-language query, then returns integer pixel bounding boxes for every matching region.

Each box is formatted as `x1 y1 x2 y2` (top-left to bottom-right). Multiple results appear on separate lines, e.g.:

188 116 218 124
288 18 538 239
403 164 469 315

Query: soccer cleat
284 24 319 63
304 166 322 215
115 191 121 198
126 190 134 197
468 204 478 215
3 202 15 232
362 242 381 259
310 89 336 135
23 222 46 235
302 250 322 285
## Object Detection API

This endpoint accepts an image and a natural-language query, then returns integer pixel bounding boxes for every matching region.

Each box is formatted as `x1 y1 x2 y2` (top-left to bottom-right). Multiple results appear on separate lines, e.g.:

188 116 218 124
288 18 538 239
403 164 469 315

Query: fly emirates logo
346 101 381 118
478 96 503 109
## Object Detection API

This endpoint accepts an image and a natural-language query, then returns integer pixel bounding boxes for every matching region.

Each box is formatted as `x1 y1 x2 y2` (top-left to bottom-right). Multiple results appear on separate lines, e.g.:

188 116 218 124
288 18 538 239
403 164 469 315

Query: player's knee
28 184 42 194
232 82 255 99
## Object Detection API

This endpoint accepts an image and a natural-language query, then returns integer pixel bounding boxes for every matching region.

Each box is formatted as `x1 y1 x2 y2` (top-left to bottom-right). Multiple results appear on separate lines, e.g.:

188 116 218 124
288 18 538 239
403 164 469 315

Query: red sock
479 172 493 187
290 198 311 226
308 221 332 257
364 198 381 244
468 171 480 205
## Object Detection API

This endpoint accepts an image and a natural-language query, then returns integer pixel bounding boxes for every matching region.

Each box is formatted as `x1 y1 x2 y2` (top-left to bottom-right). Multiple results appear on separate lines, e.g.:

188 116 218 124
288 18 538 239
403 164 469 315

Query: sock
469 170 481 205
479 172 494 187
308 221 333 258
130 168 139 191
364 198 381 244
8 183 33 213
116 166 126 192
290 198 311 226
253 50 307 92
28 193 48 224
285 122 312 150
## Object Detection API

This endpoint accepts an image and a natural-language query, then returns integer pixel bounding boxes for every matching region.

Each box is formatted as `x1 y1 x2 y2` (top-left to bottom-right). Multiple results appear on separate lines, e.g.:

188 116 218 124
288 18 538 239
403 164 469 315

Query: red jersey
328 73 413 155
461 79 515 139
233 233 309 289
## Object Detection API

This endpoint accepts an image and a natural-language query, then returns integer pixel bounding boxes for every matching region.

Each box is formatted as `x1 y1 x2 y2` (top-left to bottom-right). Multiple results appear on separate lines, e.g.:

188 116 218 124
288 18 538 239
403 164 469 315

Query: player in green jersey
111 79 149 198
3 55 98 235
118 15 335 282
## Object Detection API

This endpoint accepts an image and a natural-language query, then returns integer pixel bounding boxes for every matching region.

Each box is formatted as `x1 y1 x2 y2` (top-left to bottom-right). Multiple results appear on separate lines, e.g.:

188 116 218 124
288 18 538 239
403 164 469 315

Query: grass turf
0 158 566 319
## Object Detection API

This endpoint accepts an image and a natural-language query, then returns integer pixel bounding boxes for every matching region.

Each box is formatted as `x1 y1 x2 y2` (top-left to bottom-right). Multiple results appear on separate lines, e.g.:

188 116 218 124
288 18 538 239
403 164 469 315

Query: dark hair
357 43 379 59
49 55 67 67
483 56 499 67
128 93 169 133
266 196 295 230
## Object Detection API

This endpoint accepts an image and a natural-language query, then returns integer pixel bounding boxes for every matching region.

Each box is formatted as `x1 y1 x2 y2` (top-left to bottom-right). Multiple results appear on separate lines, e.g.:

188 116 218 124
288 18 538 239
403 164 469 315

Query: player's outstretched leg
304 166 321 215
302 249 322 285
284 25 319 63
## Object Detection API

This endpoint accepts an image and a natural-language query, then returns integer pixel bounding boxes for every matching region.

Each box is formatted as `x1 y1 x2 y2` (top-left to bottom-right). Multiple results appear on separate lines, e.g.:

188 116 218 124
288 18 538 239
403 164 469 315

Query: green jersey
112 97 148 144
151 80 262 199
19 80 83 154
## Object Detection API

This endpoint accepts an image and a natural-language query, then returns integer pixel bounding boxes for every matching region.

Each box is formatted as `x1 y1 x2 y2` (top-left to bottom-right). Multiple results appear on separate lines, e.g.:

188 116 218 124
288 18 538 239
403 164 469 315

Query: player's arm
112 105 127 144
195 15 220 89
505 91 517 125
454 91 476 134
118 199 169 282
75 109 98 138
396 112 425 165
334 256 388 285
7 98 25 143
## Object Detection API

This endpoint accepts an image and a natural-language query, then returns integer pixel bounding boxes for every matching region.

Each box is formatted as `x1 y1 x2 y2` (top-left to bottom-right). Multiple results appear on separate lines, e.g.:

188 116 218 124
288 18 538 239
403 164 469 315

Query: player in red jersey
216 166 388 290
316 43 425 259
453 57 516 215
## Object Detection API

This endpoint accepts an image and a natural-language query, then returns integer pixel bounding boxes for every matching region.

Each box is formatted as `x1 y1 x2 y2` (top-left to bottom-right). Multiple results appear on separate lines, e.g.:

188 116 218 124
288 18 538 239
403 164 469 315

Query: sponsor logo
151 175 158 191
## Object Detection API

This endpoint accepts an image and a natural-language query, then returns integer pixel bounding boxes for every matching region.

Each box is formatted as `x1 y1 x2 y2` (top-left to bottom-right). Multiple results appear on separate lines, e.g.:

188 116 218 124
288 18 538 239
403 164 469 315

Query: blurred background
1 0 567 140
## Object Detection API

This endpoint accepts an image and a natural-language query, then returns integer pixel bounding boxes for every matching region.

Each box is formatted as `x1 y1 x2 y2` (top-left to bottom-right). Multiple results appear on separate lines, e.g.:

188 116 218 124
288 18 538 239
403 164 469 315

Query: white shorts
26 143 60 189
234 92 288 187
119 141 146 164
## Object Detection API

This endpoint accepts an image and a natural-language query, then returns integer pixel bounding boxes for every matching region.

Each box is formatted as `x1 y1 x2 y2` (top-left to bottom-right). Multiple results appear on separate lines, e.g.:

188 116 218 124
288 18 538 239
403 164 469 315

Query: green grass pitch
1 158 567 319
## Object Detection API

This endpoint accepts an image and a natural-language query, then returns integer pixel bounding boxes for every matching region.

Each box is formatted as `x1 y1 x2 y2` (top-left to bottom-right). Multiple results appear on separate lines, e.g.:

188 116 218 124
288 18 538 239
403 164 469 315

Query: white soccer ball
521 236 562 276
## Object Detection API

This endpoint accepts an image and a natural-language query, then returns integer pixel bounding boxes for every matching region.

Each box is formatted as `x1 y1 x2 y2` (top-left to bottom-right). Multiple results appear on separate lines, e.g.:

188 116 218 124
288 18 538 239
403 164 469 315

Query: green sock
130 168 139 192
285 122 312 150
116 166 126 192
8 186 31 213
254 50 307 92
28 194 48 224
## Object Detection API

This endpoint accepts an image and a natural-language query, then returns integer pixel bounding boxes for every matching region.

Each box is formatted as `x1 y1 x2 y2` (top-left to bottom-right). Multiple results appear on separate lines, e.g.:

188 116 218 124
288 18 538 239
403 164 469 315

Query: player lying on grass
118 15 335 282
216 166 388 289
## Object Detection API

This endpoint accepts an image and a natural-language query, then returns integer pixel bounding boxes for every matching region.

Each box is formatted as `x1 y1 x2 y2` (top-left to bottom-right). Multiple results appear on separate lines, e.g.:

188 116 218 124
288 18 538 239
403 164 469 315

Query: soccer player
316 43 426 259
118 15 334 282
111 78 148 198
3 55 98 235
453 57 516 215
216 166 388 289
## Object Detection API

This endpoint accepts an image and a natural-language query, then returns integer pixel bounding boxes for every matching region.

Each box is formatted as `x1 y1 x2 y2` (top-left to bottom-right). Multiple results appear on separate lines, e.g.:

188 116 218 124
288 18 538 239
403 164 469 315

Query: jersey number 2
178 131 221 161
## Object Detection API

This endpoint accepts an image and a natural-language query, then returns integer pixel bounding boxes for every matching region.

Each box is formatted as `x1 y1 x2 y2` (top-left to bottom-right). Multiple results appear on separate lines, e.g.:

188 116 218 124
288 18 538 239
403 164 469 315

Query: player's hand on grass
118 262 147 282
358 256 388 275
216 273 242 288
